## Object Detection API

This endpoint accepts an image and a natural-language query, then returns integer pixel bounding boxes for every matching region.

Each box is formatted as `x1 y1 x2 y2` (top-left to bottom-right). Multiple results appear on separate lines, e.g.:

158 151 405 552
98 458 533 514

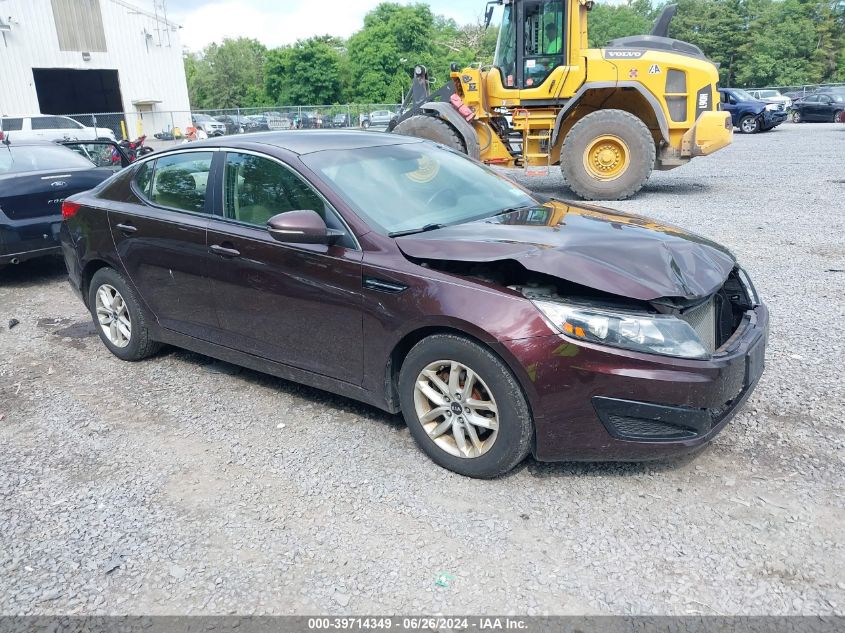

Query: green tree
347 3 436 103
587 1 652 48
184 38 269 109
265 37 345 105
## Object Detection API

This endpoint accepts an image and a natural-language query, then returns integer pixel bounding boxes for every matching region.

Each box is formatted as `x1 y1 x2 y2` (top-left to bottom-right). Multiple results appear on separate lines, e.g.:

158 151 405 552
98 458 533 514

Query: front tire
833 110 843 123
88 267 160 361
392 115 466 153
398 334 533 478
739 115 760 133
560 109 655 201
792 110 803 123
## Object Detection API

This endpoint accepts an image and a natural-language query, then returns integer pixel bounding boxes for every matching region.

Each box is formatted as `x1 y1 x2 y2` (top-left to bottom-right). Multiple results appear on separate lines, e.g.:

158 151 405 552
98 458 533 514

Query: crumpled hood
395 201 736 301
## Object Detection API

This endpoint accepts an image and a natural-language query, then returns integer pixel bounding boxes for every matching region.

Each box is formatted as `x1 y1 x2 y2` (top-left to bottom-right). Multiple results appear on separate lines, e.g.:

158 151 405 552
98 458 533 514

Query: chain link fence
742 83 845 98
63 104 401 154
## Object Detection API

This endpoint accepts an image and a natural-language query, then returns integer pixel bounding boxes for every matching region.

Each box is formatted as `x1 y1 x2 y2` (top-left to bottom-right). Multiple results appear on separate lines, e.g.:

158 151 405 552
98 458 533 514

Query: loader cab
493 0 565 90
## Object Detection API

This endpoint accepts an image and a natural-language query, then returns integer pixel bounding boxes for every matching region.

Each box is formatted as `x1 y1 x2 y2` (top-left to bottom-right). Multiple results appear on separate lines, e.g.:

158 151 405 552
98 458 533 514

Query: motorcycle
118 135 154 162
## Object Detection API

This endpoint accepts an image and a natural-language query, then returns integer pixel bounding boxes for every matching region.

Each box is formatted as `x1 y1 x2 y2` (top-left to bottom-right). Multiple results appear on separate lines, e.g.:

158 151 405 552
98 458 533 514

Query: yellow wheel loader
389 1 733 200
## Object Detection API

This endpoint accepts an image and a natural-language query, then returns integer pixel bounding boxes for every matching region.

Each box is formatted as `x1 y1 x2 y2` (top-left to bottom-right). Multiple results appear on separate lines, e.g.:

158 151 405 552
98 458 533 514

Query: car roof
174 130 423 155
0 138 68 147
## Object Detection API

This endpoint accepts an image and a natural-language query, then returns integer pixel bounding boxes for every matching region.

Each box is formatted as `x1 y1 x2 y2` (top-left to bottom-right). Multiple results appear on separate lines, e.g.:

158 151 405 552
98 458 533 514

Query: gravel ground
1 122 843 616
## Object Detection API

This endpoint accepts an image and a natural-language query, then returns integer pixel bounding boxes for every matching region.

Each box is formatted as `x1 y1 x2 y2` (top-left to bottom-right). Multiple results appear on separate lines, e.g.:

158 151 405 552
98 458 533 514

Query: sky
161 0 485 51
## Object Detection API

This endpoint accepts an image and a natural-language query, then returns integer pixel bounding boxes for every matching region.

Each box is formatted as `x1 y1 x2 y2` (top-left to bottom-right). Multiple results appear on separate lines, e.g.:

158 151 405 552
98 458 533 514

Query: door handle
115 222 137 234
210 244 241 258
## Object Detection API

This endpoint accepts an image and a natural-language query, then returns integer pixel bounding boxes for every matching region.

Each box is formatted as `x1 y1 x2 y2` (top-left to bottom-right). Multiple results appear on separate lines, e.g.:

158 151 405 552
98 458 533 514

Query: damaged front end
397 201 757 360
394 201 767 459
510 265 759 360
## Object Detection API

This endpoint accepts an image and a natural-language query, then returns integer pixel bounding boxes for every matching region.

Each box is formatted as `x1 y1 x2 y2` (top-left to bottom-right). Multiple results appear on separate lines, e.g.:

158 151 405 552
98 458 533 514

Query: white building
0 0 191 137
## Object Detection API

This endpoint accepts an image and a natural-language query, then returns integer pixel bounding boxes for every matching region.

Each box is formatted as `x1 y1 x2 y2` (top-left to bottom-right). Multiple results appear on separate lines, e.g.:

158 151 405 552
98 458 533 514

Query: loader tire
392 115 466 153
560 109 655 201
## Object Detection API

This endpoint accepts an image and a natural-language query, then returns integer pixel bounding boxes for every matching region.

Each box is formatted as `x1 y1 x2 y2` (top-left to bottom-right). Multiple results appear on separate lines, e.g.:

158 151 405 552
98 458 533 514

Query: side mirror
484 2 495 28
267 210 345 245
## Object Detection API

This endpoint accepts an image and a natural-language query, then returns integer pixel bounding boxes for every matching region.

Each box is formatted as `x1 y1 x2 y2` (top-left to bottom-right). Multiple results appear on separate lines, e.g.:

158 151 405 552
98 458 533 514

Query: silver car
366 110 395 128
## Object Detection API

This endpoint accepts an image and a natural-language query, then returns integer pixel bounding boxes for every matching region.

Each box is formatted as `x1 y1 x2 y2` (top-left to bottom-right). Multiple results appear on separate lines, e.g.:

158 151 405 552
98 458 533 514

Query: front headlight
533 300 710 359
765 103 779 111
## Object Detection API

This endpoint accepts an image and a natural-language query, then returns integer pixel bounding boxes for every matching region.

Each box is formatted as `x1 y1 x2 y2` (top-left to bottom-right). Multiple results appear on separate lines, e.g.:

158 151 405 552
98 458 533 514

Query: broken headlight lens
533 301 710 359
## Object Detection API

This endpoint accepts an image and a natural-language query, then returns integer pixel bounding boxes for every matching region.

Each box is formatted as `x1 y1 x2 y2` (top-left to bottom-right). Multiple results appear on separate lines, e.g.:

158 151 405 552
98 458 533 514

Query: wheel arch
383 325 538 425
80 258 113 298
551 82 670 148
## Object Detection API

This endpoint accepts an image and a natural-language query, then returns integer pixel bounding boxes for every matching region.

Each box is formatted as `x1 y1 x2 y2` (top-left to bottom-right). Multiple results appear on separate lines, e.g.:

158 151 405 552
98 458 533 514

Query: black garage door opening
33 68 123 115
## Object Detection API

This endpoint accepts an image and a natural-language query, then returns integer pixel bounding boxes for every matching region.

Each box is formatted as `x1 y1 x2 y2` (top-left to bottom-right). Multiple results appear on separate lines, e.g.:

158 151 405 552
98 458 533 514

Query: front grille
679 298 717 352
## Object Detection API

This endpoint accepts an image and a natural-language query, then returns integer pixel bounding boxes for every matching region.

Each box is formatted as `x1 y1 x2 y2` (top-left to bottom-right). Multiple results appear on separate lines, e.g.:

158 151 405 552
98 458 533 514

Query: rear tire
398 334 533 478
88 267 161 362
560 109 655 201
392 114 466 153
834 110 843 123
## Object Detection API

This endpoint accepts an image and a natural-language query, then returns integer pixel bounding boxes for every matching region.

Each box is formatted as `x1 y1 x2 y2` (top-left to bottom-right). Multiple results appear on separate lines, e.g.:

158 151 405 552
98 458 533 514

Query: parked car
747 89 792 109
791 93 845 123
191 114 225 137
365 110 395 128
294 112 323 129
0 115 116 143
215 115 259 135
1 140 128 269
59 131 767 478
718 88 788 133
331 113 351 128
263 113 293 131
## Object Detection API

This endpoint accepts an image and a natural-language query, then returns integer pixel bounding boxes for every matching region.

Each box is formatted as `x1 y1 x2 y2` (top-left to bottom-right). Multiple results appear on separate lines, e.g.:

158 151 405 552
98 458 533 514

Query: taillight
62 200 82 219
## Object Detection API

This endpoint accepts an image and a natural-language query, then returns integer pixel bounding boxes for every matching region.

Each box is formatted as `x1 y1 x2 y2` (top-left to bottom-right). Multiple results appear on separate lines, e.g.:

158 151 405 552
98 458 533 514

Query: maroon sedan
60 131 767 478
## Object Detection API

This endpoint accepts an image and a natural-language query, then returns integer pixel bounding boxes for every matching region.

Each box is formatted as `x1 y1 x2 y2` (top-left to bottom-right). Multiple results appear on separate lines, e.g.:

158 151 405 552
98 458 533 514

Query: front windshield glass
0 145 94 174
302 141 537 235
758 90 779 98
732 89 755 101
493 4 517 87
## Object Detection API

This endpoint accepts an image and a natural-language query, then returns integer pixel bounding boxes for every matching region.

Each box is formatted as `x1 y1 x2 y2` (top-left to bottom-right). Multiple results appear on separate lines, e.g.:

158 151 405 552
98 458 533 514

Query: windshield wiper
388 223 445 237
492 204 538 216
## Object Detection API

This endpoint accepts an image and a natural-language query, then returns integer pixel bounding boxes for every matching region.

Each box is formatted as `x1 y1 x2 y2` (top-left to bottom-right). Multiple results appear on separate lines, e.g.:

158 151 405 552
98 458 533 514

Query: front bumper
503 304 769 462
681 110 733 157
762 110 788 128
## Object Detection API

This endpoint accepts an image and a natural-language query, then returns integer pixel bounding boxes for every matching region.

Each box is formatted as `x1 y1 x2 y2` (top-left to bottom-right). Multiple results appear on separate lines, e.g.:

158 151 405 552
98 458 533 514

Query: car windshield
732 89 755 101
193 114 215 122
302 141 537 235
0 144 94 175
758 90 779 97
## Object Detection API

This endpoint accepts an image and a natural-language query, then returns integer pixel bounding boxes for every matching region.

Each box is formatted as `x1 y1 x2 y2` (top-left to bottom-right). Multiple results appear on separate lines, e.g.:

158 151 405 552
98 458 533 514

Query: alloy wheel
95 284 132 348
741 117 759 133
413 360 499 459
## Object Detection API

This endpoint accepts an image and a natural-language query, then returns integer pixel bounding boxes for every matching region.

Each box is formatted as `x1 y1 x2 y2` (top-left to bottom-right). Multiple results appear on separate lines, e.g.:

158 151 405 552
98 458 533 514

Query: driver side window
222 152 355 248
522 0 564 88
223 152 325 226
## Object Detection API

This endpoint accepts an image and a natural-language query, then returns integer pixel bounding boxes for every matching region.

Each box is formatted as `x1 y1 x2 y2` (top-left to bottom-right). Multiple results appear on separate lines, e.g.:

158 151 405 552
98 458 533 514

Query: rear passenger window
1 118 23 131
31 117 63 130
148 152 214 214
